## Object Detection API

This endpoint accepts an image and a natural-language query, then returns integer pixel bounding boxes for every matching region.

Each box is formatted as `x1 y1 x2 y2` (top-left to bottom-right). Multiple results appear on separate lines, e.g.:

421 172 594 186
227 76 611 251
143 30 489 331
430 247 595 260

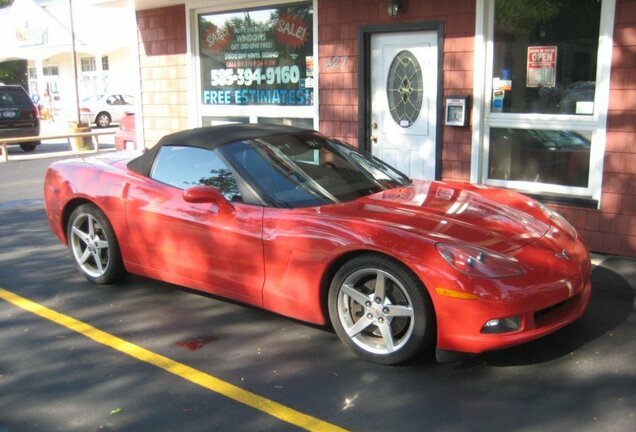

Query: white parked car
80 94 134 128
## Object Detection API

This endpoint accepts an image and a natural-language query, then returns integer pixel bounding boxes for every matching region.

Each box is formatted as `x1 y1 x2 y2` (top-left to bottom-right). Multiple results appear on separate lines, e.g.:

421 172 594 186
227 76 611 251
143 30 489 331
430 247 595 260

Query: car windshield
219 132 411 208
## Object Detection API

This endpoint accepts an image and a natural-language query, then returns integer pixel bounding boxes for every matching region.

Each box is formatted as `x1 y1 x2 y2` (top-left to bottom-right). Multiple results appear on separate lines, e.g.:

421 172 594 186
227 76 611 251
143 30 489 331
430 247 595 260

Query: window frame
471 0 616 205
187 0 319 130
81 57 97 73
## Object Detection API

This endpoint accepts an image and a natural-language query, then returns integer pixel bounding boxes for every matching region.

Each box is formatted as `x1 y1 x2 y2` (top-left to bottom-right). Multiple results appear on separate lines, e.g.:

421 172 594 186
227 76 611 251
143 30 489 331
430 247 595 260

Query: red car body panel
122 171 265 305
44 153 591 355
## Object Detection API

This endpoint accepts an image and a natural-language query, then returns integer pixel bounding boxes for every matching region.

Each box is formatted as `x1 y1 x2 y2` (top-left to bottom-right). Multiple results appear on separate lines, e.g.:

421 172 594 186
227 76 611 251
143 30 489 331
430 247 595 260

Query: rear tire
20 142 37 152
328 254 434 365
66 204 126 284
95 112 111 128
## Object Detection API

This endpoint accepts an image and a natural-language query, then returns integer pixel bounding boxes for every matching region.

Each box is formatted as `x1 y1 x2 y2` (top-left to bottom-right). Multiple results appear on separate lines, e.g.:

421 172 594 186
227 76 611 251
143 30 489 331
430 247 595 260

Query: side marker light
435 288 480 300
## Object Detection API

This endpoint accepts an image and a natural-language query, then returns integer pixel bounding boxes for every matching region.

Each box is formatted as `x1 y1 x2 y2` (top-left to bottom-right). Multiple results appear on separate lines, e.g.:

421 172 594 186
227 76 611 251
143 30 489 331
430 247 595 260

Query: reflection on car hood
324 180 551 254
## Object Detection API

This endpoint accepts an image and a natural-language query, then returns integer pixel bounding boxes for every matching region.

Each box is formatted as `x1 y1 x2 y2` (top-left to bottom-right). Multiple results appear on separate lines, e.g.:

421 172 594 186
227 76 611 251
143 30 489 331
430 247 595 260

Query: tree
0 61 28 88
0 1 26 88
496 0 562 30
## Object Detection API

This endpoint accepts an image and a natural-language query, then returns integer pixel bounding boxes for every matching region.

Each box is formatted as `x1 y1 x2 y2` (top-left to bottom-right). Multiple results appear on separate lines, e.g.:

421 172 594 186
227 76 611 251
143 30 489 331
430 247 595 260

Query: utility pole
68 0 81 125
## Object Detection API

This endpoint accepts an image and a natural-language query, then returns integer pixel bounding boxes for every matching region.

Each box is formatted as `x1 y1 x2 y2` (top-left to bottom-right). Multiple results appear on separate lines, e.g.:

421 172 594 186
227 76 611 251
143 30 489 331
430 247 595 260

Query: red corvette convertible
44 124 591 364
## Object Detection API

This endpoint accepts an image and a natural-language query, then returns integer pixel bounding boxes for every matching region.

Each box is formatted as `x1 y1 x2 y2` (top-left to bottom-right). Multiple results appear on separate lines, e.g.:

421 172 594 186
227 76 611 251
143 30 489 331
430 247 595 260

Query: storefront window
489 128 591 187
476 0 614 203
492 0 601 115
198 4 314 108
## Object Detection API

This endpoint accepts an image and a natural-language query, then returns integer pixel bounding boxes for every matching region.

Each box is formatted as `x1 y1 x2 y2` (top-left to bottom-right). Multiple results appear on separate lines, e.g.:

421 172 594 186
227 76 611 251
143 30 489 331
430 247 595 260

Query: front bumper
430 230 592 355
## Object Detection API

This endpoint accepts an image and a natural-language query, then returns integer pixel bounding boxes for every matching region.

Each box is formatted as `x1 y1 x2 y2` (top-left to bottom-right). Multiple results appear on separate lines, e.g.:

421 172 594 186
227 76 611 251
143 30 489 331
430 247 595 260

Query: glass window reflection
489 128 591 187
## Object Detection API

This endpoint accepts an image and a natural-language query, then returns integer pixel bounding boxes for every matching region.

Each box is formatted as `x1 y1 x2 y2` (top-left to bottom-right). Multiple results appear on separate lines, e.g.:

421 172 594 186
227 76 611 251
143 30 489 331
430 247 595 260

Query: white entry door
370 31 438 180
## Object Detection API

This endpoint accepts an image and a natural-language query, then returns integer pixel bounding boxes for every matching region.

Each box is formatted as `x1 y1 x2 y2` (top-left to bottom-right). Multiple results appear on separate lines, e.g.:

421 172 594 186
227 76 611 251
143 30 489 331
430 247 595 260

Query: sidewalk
591 252 636 293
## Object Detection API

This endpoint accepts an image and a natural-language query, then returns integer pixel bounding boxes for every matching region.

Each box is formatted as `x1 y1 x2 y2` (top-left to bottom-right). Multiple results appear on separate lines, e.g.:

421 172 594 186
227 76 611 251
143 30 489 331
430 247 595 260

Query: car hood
322 180 552 254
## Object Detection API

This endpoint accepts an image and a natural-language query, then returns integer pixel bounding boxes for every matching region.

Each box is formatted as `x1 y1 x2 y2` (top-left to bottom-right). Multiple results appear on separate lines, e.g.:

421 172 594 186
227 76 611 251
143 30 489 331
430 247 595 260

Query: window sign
491 0 600 115
526 46 557 88
198 4 314 106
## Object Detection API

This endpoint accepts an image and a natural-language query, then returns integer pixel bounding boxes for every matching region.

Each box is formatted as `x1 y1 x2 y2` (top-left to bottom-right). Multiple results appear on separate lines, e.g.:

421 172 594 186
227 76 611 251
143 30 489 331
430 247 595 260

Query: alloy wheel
70 212 111 278
336 268 415 355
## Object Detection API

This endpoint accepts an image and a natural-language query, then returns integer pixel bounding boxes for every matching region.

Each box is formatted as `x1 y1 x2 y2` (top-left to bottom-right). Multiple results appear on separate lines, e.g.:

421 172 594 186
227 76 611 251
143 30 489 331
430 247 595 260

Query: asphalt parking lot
1 150 635 432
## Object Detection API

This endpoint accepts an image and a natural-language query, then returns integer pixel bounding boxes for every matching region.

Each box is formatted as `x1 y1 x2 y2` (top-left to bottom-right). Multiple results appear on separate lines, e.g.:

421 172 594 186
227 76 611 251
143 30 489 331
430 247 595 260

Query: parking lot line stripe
0 287 348 432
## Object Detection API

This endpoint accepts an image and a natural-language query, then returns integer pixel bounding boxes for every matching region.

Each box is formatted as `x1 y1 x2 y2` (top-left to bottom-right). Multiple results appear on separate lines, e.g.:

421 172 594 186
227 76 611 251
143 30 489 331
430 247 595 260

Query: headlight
436 243 524 278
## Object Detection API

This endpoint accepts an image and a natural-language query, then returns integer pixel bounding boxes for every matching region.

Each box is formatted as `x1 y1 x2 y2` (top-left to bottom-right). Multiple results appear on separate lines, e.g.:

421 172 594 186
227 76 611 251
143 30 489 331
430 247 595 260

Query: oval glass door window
386 50 424 128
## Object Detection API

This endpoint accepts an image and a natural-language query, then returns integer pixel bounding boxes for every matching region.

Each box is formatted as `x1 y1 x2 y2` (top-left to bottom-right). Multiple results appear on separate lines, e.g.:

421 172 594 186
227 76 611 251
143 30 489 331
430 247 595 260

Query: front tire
328 254 434 365
66 204 126 284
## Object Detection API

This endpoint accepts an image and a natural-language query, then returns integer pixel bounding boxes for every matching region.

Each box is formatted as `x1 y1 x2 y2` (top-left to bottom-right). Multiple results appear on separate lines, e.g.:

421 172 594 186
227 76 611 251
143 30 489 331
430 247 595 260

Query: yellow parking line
0 287 348 432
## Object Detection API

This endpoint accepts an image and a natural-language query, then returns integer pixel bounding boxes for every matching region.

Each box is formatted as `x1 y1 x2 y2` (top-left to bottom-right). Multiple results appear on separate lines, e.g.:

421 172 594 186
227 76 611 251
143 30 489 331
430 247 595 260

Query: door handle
370 135 378 143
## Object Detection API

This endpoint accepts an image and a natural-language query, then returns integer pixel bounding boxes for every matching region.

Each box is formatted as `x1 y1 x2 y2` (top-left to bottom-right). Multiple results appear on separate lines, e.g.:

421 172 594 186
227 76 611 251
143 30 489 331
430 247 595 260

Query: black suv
0 85 40 152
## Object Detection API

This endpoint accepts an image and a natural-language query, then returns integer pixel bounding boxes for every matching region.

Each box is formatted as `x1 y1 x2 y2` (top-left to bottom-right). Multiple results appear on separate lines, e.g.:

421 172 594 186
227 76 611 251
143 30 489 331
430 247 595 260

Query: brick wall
318 0 635 256
133 1 634 256
318 0 475 180
560 0 636 255
136 5 188 148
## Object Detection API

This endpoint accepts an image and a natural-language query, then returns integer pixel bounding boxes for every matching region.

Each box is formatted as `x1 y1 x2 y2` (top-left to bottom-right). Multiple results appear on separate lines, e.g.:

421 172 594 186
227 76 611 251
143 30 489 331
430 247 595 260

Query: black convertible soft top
127 123 312 177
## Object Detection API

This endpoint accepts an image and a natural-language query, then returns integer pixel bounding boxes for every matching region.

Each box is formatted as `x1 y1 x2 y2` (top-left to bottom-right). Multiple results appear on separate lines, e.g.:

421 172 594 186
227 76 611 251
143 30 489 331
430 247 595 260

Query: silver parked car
80 94 135 128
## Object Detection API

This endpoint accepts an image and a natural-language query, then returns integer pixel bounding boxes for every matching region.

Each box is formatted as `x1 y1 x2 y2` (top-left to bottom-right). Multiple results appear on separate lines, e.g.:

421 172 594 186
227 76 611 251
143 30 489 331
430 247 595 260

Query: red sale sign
274 14 310 49
204 24 233 52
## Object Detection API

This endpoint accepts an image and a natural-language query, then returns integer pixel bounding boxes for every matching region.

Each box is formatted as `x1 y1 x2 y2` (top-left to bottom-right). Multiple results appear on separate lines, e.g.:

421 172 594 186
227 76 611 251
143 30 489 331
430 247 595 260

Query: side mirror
182 185 234 214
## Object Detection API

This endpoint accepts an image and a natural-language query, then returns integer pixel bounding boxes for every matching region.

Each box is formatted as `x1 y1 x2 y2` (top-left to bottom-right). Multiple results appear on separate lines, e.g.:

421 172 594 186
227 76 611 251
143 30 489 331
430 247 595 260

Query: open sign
527 46 557 88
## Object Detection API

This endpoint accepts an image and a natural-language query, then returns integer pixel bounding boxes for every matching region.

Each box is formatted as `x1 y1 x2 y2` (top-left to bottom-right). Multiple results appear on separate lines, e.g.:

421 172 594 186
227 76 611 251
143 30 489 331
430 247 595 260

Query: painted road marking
0 287 348 432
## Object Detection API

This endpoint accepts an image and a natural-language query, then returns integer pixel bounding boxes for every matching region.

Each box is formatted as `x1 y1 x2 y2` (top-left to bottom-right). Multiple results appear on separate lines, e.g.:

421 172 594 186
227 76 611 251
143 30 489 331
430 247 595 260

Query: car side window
150 146 242 201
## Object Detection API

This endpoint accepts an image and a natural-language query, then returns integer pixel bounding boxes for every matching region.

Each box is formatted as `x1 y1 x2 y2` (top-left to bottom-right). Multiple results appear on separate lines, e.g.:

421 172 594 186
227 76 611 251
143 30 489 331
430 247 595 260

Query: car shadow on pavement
459 260 635 367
